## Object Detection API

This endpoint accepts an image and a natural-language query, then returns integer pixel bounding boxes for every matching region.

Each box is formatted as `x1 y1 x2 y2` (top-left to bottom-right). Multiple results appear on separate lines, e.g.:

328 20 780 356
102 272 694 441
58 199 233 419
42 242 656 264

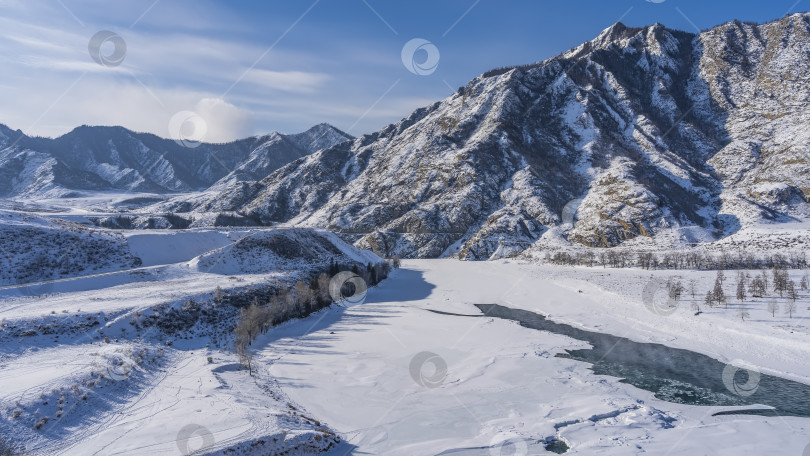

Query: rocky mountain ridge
166 14 809 258
0 122 351 198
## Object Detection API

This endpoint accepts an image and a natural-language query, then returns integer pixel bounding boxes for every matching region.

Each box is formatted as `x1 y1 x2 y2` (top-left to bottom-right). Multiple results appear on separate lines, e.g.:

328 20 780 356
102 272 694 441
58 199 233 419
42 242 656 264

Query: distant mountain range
0 122 351 198
5 14 810 259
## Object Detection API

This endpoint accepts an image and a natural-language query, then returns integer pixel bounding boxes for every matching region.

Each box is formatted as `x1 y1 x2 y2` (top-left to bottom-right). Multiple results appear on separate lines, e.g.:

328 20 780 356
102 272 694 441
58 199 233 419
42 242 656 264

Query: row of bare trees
546 249 808 271
234 260 394 374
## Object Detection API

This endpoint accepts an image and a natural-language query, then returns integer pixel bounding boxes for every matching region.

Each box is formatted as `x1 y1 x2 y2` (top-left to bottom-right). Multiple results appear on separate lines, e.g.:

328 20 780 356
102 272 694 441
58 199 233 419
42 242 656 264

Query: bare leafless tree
768 299 779 318
737 302 749 321
294 280 312 315
786 280 798 318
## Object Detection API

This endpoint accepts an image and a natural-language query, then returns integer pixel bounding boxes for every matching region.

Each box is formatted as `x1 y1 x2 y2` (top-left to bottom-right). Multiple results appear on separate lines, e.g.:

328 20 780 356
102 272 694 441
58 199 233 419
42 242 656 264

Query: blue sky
0 0 805 142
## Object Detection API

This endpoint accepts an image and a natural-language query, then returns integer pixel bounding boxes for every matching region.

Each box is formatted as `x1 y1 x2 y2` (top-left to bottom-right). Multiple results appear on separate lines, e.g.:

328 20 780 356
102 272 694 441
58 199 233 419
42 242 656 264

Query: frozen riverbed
261 259 810 455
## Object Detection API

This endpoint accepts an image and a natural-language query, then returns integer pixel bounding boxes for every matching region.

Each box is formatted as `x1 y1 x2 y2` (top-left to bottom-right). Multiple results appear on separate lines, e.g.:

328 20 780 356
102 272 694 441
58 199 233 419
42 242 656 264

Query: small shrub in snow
34 416 49 430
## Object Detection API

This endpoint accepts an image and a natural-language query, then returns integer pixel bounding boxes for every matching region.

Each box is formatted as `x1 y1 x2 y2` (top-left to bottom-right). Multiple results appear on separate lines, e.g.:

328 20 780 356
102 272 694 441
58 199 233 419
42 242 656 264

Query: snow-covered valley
3 225 810 454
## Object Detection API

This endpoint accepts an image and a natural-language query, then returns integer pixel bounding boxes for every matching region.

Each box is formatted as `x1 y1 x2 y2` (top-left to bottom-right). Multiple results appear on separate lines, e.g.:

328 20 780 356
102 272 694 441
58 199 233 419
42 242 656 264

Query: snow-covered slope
0 211 140 288
172 14 810 259
0 123 351 198
192 228 382 275
0 217 383 454
0 211 379 291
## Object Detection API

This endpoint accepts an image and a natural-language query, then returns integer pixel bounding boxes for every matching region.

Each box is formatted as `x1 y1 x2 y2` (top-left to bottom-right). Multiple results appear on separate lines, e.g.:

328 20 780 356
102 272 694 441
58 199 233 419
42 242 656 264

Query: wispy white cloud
241 69 330 93
3 33 72 52
0 0 453 140
19 57 130 74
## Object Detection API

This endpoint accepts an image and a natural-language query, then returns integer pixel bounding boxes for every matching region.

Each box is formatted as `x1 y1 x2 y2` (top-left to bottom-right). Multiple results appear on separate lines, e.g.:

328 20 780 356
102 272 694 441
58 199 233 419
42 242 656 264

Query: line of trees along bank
544 249 808 270
234 259 395 374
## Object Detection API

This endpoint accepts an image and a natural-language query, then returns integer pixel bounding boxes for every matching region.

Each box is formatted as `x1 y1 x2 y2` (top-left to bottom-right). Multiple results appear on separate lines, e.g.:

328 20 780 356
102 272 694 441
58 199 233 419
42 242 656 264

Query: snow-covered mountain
0 123 351 198
207 123 352 191
167 14 810 258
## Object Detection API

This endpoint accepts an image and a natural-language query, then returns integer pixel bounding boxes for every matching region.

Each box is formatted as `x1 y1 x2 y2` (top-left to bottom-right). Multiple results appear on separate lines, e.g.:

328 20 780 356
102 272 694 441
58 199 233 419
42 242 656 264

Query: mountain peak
595 21 643 44
5 14 810 259
287 123 353 153
302 122 351 138
562 21 647 60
